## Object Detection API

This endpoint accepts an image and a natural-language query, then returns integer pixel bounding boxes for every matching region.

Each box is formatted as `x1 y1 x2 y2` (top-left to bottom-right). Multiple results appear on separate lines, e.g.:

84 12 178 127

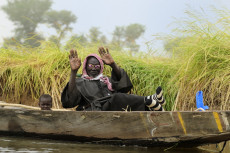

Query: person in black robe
61 47 166 111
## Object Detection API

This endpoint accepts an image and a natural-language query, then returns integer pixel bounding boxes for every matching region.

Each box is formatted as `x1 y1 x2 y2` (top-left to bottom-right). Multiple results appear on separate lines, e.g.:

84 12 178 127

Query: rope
195 108 205 111
219 141 227 153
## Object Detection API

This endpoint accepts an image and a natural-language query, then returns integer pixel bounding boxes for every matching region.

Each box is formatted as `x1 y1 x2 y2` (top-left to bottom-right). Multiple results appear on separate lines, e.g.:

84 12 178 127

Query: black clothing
61 69 145 111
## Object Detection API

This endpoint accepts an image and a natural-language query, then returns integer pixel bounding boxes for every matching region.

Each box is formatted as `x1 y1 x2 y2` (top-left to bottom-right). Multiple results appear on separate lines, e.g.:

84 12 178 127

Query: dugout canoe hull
0 109 230 147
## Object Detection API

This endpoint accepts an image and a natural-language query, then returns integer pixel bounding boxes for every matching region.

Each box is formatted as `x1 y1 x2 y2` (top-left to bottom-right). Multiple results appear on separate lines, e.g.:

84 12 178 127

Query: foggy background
0 0 230 53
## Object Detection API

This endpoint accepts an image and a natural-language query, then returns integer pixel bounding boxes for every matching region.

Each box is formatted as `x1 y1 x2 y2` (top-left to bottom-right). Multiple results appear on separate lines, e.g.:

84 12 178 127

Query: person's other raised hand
69 49 81 72
98 47 114 65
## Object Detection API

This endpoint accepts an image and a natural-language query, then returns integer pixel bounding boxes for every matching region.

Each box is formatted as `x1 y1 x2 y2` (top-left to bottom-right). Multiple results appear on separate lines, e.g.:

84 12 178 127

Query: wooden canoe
0 108 230 147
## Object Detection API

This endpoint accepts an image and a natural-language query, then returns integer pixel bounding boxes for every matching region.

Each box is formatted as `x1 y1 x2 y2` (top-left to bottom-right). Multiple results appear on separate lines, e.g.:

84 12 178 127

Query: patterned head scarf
81 54 114 91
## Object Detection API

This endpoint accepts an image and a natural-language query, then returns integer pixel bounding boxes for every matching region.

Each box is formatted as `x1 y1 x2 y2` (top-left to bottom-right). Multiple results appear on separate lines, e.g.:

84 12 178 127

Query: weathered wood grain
0 109 229 147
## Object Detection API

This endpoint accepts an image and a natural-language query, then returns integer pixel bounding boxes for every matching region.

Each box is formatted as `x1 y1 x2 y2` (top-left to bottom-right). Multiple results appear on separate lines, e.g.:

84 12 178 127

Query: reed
168 34 230 110
0 39 229 110
0 42 176 110
0 9 229 110
167 9 230 110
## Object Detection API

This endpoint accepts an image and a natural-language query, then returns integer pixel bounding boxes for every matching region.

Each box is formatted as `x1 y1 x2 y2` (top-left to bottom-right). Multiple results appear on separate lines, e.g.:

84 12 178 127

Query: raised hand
98 47 114 65
69 49 81 72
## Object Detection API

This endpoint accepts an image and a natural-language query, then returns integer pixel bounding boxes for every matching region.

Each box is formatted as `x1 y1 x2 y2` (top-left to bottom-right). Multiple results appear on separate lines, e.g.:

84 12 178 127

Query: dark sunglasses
88 64 101 69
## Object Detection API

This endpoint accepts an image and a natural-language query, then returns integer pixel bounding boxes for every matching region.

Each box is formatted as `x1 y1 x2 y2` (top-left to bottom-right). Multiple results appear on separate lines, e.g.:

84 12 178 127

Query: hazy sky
0 0 230 52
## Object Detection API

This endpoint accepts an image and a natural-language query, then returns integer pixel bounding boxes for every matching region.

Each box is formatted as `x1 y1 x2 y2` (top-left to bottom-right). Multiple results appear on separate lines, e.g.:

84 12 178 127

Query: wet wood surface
0 109 230 147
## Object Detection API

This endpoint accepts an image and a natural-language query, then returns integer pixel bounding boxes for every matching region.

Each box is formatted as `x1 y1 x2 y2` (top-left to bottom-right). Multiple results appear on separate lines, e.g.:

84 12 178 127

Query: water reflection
0 136 228 153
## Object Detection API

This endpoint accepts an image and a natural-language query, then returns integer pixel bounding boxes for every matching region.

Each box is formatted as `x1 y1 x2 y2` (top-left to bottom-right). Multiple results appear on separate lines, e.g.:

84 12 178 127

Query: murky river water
0 136 229 153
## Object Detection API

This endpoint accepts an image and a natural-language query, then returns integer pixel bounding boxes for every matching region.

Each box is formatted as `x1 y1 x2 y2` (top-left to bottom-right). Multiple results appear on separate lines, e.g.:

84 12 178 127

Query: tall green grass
0 9 229 110
0 41 178 110
168 35 230 110
166 8 230 110
0 39 229 110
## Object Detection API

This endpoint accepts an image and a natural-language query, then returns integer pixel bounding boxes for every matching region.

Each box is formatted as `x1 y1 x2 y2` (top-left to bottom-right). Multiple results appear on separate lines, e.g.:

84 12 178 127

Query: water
0 136 229 153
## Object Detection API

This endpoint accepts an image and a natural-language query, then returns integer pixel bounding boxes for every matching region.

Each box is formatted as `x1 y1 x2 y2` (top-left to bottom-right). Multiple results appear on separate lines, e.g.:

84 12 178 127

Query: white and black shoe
156 86 166 106
144 95 163 111
144 86 166 111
